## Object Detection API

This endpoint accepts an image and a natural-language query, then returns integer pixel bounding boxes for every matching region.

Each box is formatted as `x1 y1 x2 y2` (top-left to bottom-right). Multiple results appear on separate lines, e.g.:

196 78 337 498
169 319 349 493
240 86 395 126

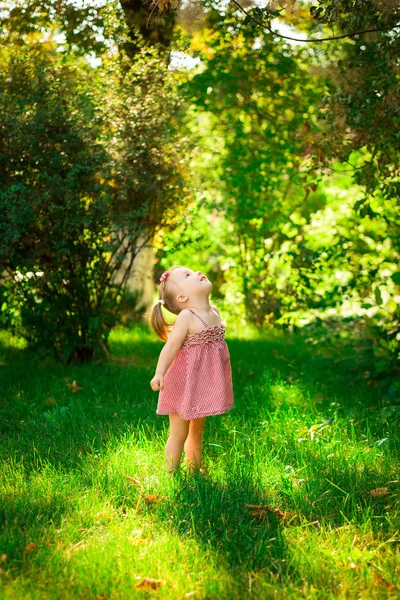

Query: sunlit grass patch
0 326 399 599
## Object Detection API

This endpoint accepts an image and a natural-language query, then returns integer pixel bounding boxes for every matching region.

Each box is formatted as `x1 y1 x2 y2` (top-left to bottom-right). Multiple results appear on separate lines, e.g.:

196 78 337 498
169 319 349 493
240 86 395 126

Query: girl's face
172 267 212 301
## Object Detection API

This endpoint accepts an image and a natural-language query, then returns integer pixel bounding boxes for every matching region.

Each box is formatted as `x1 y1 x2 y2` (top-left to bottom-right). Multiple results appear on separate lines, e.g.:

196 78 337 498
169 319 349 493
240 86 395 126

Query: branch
230 0 400 43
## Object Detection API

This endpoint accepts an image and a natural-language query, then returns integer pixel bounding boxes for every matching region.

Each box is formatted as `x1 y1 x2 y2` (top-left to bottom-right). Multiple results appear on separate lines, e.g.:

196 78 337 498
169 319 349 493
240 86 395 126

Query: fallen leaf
129 536 153 546
245 503 285 519
370 487 388 497
124 475 142 486
373 569 393 590
135 577 163 590
143 494 167 504
0 554 7 563
24 543 37 554
96 512 112 520
66 380 83 392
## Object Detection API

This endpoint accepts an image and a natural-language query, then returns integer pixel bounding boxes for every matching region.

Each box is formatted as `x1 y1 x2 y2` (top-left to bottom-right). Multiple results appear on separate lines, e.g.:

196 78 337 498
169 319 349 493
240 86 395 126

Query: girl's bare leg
165 414 190 473
184 417 206 474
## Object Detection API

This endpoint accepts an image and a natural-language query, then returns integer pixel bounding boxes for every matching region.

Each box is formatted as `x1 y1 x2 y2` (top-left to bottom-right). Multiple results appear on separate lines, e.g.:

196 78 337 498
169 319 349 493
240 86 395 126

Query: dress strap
187 308 209 328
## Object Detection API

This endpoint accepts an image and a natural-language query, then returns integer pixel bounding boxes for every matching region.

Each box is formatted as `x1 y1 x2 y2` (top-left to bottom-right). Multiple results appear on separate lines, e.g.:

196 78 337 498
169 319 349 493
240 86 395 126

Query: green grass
0 324 399 599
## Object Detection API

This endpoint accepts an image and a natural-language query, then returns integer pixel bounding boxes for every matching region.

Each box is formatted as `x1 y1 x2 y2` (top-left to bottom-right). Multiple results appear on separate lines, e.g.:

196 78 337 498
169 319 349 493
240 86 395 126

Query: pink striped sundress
156 308 234 421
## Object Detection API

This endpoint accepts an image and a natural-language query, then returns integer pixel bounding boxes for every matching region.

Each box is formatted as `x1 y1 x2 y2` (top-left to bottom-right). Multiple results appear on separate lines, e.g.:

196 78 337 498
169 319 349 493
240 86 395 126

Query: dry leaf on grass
370 487 388 497
96 512 112 520
143 494 168 504
373 569 394 590
66 380 83 392
128 528 153 546
124 475 142 486
130 536 153 546
24 543 37 554
245 503 285 519
135 577 163 590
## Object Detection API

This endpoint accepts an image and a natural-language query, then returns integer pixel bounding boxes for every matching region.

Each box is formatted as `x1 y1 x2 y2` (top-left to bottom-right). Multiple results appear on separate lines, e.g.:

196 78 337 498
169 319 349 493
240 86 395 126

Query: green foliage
164 3 400 376
309 0 400 374
1 0 399 378
0 0 125 54
178 8 330 326
0 42 189 363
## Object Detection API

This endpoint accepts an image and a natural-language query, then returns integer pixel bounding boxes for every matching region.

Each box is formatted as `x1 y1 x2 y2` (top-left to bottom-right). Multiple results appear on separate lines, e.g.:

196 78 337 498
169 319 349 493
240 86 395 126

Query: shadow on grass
0 328 300 470
0 324 398 587
0 318 395 472
0 489 72 561
152 466 290 577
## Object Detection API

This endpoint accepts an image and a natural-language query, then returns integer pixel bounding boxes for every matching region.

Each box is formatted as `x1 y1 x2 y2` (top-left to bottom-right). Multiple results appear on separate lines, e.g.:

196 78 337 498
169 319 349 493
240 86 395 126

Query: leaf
130 536 153 546
245 503 285 519
134 577 163 590
66 380 83 392
124 475 142 486
24 543 37 554
301 143 313 158
369 487 388 497
373 569 393 590
309 423 321 440
143 494 167 504
374 286 383 306
390 272 400 285
129 527 153 546
96 511 112 520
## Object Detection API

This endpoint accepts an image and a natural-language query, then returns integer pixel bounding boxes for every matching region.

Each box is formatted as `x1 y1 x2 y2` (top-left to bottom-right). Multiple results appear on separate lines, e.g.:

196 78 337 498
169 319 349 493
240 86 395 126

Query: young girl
148 265 234 475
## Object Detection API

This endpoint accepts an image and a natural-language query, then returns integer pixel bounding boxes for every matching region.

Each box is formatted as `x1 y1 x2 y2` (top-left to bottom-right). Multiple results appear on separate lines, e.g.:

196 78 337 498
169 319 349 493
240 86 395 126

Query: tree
0 43 190 362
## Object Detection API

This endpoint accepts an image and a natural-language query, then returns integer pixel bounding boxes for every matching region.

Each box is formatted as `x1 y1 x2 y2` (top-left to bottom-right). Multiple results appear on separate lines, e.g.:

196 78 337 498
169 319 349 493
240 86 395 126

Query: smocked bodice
181 308 226 349
181 324 226 348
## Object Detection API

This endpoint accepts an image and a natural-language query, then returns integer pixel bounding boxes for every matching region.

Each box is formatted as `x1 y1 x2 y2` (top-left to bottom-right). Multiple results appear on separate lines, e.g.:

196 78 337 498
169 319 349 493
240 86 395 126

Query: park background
0 0 399 598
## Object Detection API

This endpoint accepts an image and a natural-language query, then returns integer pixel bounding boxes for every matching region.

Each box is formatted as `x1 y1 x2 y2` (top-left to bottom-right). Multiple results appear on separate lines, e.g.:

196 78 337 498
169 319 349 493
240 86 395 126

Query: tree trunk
125 232 155 311
115 1 176 315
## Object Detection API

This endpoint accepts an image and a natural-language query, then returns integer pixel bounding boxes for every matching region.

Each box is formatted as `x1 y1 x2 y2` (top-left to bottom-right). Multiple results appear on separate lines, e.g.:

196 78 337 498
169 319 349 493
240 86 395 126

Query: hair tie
158 299 165 305
159 270 170 283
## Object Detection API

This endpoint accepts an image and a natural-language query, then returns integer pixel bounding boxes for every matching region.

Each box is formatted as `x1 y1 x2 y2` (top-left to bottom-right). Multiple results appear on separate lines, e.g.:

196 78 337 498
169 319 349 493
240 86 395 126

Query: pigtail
144 264 184 342
147 300 173 343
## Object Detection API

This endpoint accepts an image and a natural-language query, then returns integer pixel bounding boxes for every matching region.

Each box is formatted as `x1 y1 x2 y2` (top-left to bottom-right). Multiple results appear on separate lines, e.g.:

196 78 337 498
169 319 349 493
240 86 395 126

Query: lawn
0 324 399 599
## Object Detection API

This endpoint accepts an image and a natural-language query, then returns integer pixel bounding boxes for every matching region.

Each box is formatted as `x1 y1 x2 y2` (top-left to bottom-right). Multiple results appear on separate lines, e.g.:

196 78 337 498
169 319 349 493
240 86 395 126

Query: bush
0 43 189 362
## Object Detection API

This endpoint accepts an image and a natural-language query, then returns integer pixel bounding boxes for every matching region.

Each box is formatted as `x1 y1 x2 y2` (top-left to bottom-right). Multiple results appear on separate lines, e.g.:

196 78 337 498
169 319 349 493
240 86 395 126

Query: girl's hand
150 374 164 391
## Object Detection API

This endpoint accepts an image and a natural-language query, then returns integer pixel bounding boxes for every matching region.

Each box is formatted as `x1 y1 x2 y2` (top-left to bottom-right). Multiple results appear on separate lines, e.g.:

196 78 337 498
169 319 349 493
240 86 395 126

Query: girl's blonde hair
145 265 186 342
